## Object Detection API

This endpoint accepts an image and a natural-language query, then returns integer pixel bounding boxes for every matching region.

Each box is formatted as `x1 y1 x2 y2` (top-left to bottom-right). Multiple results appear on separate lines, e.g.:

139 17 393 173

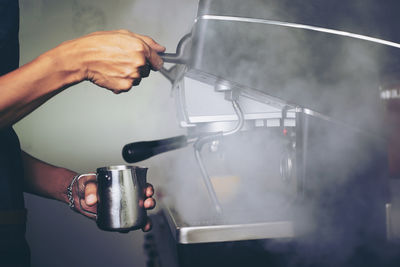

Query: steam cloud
159 0 400 266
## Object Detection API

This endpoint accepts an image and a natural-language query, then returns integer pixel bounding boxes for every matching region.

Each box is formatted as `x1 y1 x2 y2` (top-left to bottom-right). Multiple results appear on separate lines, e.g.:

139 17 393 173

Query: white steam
160 0 393 265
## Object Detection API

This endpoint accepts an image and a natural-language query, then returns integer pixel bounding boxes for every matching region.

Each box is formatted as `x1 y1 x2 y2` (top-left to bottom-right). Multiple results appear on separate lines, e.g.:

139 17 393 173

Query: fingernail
86 194 96 204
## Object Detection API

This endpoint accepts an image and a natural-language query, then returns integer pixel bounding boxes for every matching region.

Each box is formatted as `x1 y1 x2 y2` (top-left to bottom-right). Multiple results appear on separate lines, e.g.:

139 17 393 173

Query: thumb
84 182 98 206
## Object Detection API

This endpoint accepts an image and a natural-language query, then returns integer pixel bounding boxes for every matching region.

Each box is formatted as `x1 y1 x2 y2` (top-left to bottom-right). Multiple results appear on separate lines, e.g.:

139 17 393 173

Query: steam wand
122 97 245 214
194 147 222 213
193 97 244 214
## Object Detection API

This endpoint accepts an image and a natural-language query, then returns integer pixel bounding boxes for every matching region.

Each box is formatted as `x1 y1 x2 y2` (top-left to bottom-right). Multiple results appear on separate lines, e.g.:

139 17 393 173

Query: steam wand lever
158 33 192 64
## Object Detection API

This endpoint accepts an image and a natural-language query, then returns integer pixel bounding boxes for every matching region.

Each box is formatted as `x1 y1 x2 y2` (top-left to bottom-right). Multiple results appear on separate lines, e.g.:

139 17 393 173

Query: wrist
67 174 80 209
58 170 79 205
41 40 87 86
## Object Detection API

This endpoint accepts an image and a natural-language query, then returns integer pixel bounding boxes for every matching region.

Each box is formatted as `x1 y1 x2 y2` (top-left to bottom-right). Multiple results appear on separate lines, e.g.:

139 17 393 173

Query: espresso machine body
123 1 400 266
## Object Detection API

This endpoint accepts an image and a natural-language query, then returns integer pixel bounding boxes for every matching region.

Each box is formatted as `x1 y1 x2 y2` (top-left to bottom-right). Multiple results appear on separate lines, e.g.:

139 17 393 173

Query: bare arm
21 151 76 204
11 30 162 229
21 151 156 231
0 30 165 129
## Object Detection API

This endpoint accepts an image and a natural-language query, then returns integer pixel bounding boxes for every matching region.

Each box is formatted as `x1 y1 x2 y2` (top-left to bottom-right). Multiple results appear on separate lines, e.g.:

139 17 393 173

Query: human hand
73 175 156 232
55 30 165 94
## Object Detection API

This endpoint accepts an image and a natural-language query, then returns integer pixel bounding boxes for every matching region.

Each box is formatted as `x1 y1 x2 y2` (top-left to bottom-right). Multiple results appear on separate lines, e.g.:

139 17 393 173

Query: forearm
0 30 165 129
21 151 76 204
0 41 83 129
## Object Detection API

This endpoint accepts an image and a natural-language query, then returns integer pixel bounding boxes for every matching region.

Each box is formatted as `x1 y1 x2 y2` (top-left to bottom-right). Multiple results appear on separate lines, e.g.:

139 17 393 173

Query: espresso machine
122 1 400 266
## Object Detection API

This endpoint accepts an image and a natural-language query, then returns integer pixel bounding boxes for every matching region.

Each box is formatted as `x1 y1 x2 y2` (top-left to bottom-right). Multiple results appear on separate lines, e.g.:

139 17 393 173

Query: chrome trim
187 113 296 123
300 108 334 122
162 205 295 244
196 15 400 49
97 165 139 172
178 220 294 244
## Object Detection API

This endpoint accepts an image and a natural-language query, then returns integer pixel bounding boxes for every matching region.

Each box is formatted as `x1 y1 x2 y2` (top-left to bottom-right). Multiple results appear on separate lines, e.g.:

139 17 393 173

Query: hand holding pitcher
68 165 155 232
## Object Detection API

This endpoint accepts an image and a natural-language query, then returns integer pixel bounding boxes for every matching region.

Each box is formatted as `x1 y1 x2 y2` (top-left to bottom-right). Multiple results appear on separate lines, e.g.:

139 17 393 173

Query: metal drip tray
161 206 295 244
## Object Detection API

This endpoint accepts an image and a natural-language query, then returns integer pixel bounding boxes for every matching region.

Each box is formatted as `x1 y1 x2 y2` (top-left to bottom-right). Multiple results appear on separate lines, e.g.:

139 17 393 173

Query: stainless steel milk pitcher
77 165 148 232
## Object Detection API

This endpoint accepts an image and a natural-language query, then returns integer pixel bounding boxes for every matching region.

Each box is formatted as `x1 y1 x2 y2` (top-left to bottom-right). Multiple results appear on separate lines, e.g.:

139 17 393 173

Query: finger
144 198 156 210
132 78 142 86
145 183 154 197
79 198 97 220
76 174 96 195
135 34 166 52
109 79 135 93
132 39 163 71
84 182 98 206
142 218 152 232
139 62 151 77
146 48 164 71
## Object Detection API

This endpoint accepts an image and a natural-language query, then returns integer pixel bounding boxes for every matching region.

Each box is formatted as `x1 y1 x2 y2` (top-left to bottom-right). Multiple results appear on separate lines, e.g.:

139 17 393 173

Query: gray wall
15 0 198 266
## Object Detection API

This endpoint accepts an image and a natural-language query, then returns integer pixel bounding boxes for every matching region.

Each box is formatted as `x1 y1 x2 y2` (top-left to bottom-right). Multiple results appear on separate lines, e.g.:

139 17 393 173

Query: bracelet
67 174 80 209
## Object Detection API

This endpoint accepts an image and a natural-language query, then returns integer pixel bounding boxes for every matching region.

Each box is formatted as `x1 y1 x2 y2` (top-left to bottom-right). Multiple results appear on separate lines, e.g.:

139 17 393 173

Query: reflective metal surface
96 165 148 232
196 15 400 49
174 76 297 129
162 206 295 244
